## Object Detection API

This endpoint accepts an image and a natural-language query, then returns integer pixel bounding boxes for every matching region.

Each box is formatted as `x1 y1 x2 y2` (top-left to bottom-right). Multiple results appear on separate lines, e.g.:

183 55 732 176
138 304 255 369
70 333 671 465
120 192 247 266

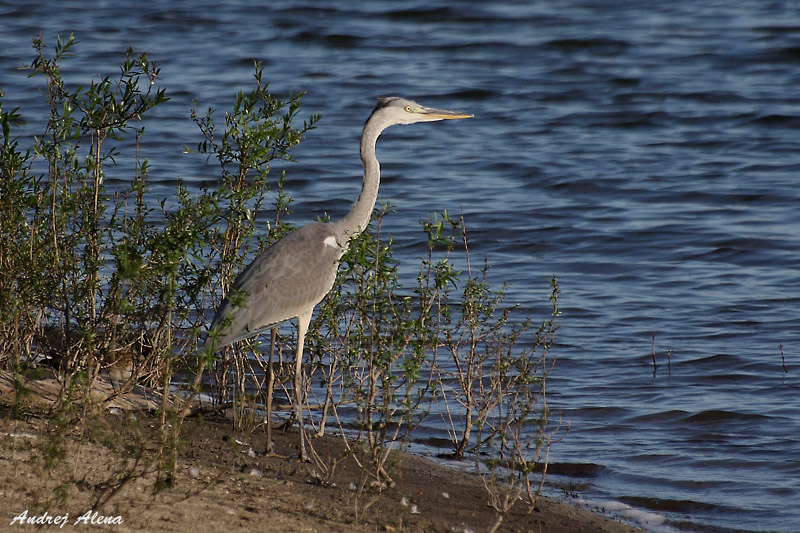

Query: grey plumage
208 223 342 348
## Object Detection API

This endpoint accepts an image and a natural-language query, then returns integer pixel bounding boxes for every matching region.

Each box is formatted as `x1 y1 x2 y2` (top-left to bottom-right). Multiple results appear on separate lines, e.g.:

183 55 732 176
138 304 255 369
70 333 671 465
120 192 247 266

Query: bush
0 34 317 485
0 33 317 382
306 208 560 522
2 35 559 521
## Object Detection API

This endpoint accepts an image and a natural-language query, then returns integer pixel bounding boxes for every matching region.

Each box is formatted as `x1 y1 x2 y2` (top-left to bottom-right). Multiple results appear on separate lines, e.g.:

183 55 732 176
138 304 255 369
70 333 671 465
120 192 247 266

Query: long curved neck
333 114 386 239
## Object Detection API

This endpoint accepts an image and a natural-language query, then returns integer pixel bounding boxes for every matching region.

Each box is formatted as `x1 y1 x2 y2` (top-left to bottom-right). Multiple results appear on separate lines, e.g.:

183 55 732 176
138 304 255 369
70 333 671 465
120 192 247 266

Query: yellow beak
420 106 474 120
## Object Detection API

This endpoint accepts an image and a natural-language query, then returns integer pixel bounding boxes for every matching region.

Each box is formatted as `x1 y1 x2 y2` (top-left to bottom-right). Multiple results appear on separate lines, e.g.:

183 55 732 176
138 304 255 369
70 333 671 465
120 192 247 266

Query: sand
0 373 642 532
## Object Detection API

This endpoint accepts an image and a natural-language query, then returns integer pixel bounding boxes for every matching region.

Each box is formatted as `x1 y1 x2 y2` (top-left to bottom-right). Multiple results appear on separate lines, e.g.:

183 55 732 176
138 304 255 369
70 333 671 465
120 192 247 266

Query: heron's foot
260 451 289 459
278 418 294 432
263 440 278 456
297 429 311 462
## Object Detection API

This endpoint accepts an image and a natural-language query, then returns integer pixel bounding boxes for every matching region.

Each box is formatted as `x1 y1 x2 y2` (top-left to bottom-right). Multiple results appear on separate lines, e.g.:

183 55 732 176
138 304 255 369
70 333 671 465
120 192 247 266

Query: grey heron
205 96 472 460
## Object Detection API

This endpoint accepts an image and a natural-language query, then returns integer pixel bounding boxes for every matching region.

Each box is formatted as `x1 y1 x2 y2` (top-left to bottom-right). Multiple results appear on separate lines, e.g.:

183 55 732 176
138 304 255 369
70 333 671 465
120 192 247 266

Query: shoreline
1 413 643 532
0 375 642 532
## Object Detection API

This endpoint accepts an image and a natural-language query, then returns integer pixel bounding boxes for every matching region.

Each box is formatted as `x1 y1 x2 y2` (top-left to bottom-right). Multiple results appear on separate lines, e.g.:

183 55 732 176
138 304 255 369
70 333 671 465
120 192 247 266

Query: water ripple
2 1 800 531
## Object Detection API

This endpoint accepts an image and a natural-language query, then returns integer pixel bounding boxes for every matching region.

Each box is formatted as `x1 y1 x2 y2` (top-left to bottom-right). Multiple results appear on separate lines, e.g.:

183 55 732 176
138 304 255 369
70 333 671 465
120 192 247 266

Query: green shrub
2 35 560 519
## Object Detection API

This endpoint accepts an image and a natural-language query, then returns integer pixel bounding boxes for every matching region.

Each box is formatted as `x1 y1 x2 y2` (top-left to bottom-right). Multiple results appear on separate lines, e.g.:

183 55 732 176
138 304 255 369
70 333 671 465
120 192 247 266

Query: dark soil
0 377 642 532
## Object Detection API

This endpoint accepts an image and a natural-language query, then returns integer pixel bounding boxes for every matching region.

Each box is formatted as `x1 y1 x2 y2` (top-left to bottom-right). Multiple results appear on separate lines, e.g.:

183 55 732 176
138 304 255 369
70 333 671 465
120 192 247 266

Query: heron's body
206 97 471 460
210 222 342 347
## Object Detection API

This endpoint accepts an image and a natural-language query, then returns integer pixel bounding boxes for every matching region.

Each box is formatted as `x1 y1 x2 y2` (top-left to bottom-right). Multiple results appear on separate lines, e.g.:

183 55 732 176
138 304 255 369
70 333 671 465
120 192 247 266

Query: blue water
2 1 800 531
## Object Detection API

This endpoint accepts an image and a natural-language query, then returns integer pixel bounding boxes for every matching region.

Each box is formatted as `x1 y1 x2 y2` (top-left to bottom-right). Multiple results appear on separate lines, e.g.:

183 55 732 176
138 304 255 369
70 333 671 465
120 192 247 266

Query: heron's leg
265 326 278 454
294 310 312 461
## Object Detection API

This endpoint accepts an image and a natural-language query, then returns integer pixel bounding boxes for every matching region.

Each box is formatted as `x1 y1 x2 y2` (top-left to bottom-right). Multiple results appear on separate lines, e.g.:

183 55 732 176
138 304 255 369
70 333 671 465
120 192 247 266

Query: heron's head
371 96 473 127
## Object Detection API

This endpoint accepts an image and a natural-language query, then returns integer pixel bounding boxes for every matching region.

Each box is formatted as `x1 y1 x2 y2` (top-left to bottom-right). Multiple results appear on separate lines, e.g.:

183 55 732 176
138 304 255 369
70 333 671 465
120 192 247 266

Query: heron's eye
404 105 413 112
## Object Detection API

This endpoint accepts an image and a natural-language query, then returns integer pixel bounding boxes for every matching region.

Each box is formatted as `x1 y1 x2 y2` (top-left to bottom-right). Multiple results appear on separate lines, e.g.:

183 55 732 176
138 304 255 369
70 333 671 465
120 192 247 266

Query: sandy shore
0 376 642 532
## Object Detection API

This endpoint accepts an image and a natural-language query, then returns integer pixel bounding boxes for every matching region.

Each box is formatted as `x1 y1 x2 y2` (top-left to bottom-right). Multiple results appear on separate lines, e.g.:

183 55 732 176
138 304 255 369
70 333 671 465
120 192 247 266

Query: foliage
0 35 317 487
2 34 171 387
308 202 438 498
305 208 560 522
479 275 560 532
187 63 319 423
1 34 560 523
422 213 561 527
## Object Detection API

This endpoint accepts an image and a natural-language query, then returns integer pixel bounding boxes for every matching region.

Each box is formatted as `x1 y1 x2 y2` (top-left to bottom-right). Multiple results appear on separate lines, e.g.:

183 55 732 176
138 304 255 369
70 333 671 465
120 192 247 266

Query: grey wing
207 223 343 350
